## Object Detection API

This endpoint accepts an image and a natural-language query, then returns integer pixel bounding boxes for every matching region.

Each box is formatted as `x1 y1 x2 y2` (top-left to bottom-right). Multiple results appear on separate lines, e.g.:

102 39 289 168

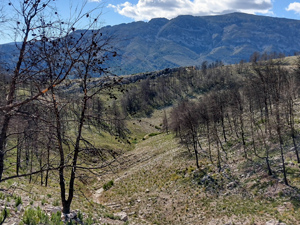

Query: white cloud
286 2 300 14
108 0 273 21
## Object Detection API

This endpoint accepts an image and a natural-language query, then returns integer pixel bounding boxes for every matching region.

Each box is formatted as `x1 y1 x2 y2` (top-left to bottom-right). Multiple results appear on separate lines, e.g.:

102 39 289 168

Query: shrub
0 208 10 223
103 213 119 220
52 199 60 206
51 211 63 225
103 180 114 191
77 210 84 222
84 213 94 225
149 132 160 137
15 196 22 207
41 198 46 205
22 207 49 225
0 192 4 200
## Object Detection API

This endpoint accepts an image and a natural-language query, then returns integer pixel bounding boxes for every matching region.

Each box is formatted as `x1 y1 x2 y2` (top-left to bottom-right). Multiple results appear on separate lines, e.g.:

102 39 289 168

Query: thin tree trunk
45 140 51 187
0 115 11 181
206 122 213 165
51 90 68 213
288 100 300 163
275 100 288 185
192 134 200 169
16 135 21 176
64 86 88 214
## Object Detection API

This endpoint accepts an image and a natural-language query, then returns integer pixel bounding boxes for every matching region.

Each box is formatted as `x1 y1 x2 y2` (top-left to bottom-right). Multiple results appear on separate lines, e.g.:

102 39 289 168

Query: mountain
1 13 300 75
99 13 300 74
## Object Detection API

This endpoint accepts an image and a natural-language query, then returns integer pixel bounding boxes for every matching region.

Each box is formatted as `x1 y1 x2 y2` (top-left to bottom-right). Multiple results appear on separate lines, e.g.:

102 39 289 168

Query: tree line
169 55 300 186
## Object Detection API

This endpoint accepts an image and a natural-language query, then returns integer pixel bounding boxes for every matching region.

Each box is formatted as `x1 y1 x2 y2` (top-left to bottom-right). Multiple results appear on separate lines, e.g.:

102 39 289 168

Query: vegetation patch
103 180 114 191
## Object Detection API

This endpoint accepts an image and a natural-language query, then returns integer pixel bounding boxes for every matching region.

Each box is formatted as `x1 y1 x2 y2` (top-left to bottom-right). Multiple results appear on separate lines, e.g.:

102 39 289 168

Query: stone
68 212 77 219
145 189 150 193
50 207 61 214
226 182 236 190
265 219 287 225
16 204 23 212
114 212 128 222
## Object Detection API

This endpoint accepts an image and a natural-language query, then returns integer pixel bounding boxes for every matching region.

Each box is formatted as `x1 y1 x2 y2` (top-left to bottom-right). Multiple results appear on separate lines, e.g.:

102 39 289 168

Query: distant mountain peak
1 13 300 75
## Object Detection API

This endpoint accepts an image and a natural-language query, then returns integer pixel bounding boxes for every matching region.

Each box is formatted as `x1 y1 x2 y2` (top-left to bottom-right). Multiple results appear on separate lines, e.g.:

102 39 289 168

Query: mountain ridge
1 12 300 75
76 12 300 74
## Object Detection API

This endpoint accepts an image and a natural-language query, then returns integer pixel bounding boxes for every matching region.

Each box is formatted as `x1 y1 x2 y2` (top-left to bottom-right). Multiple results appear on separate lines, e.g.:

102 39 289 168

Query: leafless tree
0 0 126 215
170 100 201 168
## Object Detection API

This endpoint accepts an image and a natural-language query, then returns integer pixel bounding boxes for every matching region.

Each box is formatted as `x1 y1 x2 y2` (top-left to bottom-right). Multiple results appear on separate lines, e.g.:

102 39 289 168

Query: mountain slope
1 13 300 75
99 12 300 75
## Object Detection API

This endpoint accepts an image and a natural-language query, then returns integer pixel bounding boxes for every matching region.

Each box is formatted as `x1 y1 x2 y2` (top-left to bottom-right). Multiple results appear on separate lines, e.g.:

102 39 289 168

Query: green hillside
1 55 300 225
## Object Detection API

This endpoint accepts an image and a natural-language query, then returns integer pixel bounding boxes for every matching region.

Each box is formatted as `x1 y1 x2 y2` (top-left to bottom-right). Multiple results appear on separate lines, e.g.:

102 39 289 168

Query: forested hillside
2 51 300 224
3 1 300 225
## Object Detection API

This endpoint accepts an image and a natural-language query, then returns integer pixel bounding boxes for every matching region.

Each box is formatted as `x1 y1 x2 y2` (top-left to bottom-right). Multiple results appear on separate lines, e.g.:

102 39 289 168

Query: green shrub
0 208 10 223
15 196 22 207
41 198 46 205
51 211 63 225
103 180 114 191
77 211 84 222
84 214 94 225
52 199 60 206
0 192 4 200
103 213 119 220
149 132 160 137
22 207 49 225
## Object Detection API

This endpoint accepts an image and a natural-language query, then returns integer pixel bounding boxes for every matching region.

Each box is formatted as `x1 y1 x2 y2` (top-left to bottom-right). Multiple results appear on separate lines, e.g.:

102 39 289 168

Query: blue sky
105 0 300 22
1 0 300 44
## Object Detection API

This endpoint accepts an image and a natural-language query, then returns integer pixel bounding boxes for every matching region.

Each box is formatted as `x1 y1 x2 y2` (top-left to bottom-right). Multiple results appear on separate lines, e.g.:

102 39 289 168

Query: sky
1 0 300 44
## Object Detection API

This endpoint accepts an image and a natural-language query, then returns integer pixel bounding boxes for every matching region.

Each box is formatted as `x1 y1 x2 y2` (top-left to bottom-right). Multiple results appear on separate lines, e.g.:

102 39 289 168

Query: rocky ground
1 110 300 224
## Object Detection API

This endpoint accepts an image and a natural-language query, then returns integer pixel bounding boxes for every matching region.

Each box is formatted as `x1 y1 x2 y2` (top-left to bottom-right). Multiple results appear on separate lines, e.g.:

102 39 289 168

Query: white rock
68 212 77 219
266 220 287 225
51 207 61 214
114 212 128 222
16 204 23 212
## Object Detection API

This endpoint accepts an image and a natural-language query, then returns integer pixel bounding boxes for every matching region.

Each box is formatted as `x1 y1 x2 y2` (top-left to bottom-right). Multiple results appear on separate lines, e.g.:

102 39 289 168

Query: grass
3 62 300 224
93 108 300 225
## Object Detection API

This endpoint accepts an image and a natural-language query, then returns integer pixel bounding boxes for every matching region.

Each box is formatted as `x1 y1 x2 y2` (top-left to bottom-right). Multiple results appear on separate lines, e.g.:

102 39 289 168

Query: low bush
103 180 114 191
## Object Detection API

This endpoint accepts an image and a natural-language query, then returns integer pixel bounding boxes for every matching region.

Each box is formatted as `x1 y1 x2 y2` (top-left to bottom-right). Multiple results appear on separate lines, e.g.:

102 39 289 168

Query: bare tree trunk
192 134 200 169
220 107 227 142
225 113 234 136
51 90 68 213
45 139 51 187
288 99 300 163
249 100 273 175
0 115 10 181
206 122 213 165
16 135 22 176
276 114 288 185
0 6 33 181
216 140 221 172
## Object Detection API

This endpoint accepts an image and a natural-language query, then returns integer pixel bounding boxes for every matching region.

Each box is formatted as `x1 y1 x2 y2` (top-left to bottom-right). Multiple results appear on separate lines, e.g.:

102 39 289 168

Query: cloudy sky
105 0 300 23
1 0 300 44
